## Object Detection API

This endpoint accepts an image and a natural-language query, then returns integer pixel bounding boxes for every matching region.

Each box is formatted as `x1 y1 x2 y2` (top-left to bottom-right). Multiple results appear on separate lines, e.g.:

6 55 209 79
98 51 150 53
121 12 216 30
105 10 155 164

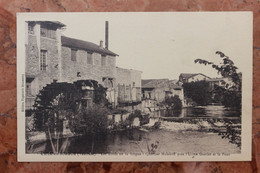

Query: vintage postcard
17 12 252 162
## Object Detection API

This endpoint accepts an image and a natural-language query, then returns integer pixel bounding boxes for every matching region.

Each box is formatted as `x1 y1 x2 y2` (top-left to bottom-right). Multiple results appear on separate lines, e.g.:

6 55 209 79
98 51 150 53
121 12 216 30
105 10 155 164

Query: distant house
206 78 227 91
179 73 211 83
141 79 184 104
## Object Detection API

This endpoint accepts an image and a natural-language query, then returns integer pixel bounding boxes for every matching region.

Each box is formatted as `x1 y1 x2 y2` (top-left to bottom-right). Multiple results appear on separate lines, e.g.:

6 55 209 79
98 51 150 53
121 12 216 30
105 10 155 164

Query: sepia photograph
17 12 252 162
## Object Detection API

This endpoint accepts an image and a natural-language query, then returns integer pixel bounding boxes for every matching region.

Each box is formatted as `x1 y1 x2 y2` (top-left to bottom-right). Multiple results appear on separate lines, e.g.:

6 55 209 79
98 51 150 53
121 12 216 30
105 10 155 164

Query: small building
179 73 211 83
141 79 184 106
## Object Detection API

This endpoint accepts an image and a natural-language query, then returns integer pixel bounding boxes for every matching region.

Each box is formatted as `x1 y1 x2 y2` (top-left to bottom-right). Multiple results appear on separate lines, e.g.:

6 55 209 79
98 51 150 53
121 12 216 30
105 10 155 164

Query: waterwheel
32 80 108 133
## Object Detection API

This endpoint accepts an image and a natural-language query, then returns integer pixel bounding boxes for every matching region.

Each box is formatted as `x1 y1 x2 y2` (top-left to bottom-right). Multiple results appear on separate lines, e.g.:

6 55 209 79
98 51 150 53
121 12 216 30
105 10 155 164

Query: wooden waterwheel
32 80 108 133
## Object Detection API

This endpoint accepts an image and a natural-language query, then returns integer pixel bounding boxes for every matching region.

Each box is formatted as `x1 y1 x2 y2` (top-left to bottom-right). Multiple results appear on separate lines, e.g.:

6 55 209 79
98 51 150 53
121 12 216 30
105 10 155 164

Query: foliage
33 80 110 132
182 81 212 106
194 51 241 89
194 51 241 109
69 104 110 135
213 86 241 108
164 95 183 110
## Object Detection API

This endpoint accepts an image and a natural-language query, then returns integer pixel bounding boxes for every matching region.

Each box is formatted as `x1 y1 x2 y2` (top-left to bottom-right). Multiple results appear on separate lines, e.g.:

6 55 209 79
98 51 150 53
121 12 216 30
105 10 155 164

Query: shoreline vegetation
26 106 241 154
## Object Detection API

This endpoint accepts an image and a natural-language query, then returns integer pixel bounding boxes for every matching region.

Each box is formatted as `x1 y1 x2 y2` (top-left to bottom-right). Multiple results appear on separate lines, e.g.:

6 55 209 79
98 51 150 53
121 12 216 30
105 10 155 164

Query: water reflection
29 106 241 154
41 128 240 154
158 105 241 118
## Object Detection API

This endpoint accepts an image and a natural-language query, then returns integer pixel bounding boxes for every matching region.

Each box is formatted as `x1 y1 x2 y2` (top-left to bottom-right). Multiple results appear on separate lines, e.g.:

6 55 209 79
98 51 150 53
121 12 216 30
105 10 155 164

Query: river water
61 128 240 155
155 105 241 118
28 106 241 154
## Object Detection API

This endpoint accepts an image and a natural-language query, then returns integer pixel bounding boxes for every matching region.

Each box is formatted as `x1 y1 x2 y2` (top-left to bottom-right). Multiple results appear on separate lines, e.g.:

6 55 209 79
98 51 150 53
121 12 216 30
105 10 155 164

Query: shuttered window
40 50 47 71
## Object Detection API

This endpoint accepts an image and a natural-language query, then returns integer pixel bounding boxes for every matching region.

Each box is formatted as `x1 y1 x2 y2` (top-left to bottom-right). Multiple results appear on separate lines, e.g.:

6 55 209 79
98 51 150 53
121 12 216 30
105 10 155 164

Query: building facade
25 21 141 110
116 67 142 104
179 73 211 83
141 79 184 110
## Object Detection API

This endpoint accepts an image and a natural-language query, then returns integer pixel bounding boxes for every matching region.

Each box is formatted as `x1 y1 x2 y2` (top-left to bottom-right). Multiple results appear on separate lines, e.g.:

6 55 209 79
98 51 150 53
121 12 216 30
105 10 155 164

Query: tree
194 51 241 109
69 104 110 135
194 51 241 90
162 95 183 117
182 81 211 106
164 95 183 110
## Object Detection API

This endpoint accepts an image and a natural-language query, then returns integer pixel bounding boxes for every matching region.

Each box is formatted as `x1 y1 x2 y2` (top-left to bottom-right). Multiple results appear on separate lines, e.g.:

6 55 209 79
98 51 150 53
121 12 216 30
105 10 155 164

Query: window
101 55 106 66
40 50 47 71
26 82 31 96
71 49 77 61
40 26 56 39
26 78 34 96
87 53 93 65
28 23 35 35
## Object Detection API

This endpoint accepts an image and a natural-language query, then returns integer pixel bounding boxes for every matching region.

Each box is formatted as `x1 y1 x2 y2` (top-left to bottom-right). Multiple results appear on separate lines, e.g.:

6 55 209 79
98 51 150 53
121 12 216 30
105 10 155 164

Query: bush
69 104 110 135
164 95 183 110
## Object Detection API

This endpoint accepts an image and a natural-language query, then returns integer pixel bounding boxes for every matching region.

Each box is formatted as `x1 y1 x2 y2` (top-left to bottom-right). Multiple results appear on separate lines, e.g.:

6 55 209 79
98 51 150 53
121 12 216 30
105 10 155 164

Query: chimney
99 40 103 48
105 21 109 49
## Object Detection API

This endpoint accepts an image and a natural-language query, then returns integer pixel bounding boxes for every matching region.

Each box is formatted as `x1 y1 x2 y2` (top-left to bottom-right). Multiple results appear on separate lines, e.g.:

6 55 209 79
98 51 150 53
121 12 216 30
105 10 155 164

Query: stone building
141 79 184 110
116 67 142 104
179 73 211 83
25 21 141 110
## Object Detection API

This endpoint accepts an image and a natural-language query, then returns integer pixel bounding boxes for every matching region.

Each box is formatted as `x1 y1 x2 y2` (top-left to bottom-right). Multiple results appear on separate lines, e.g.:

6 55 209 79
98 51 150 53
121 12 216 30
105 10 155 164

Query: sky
51 12 251 80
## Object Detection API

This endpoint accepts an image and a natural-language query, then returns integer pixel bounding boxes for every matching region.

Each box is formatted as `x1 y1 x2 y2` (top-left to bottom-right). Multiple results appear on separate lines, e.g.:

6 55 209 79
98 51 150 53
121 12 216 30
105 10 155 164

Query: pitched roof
142 79 168 88
61 36 118 56
42 21 66 27
179 73 210 80
141 79 155 87
142 79 182 89
179 73 198 79
31 21 66 28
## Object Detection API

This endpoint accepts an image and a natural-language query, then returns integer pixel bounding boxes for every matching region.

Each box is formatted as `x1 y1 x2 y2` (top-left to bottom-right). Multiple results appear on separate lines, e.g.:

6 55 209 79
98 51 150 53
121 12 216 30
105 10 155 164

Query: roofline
180 73 211 79
116 67 142 73
61 36 118 57
62 44 118 56
27 21 66 28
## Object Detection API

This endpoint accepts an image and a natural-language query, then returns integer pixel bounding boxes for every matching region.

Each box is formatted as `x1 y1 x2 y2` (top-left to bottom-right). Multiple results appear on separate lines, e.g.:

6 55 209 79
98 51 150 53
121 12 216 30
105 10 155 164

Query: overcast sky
39 12 251 80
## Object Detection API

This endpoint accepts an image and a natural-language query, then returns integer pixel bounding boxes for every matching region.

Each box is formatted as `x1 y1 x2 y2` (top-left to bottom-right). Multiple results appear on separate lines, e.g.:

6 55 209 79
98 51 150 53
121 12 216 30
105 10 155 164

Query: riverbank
26 105 241 154
26 117 241 154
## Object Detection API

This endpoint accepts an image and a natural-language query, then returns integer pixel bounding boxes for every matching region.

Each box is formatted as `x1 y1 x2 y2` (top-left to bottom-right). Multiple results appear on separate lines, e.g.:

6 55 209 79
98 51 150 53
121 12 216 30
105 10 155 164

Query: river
27 105 241 154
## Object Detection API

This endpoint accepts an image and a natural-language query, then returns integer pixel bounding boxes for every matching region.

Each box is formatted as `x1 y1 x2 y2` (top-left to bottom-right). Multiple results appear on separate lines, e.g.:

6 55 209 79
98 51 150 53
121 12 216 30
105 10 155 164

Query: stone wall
116 67 142 103
25 25 60 96
61 46 116 84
